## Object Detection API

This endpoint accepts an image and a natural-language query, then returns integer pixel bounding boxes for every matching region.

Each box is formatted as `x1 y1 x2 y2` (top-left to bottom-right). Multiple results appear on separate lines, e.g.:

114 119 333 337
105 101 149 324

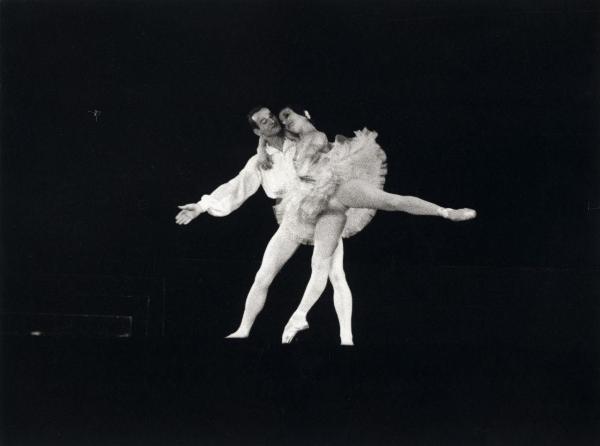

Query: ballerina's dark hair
280 104 317 127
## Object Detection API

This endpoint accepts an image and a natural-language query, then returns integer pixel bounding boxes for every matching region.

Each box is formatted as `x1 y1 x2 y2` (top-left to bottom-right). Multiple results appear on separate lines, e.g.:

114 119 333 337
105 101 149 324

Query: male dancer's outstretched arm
175 155 262 222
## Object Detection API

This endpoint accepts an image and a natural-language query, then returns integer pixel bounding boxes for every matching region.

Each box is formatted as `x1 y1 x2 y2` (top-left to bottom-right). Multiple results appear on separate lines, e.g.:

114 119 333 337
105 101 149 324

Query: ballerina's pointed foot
281 314 309 344
447 208 477 222
225 329 250 339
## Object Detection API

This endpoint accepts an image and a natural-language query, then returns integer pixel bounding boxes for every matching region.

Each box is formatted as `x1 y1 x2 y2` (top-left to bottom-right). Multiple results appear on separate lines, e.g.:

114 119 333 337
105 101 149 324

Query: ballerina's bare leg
282 181 476 343
334 179 476 220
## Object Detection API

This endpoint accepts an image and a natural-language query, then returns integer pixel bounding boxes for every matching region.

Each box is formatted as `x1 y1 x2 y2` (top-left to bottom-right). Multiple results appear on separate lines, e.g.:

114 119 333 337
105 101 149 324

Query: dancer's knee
253 268 275 289
381 194 402 211
311 254 333 273
329 269 347 288
326 197 347 213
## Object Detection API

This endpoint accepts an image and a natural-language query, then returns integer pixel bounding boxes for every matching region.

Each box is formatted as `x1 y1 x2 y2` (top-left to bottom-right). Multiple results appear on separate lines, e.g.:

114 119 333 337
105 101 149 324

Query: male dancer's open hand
175 203 204 225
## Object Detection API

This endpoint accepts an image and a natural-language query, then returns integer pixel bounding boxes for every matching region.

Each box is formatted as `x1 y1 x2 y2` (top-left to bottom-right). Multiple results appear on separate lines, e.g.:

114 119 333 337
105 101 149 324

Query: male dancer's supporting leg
282 211 348 343
329 240 353 345
227 227 299 338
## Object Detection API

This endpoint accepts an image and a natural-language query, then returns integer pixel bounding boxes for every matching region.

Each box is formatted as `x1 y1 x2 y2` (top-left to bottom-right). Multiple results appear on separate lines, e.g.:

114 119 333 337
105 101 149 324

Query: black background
2 1 599 445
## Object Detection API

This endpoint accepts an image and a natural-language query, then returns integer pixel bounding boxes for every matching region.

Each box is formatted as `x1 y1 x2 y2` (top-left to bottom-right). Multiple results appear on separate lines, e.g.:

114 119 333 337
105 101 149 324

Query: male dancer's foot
340 333 354 346
281 311 309 343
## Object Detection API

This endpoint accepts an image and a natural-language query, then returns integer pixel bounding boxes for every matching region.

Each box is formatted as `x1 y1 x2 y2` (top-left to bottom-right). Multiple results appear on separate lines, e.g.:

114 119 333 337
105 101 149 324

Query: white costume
199 133 387 246
197 140 297 216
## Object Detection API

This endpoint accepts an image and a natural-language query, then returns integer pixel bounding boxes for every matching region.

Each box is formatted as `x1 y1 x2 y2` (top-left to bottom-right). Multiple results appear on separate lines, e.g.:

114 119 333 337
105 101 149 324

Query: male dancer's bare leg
329 240 354 345
282 211 347 343
226 227 299 338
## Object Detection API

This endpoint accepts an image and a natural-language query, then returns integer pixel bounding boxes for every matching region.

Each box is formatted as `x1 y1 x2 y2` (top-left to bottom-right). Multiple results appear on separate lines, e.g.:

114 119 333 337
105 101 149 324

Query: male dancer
175 107 355 345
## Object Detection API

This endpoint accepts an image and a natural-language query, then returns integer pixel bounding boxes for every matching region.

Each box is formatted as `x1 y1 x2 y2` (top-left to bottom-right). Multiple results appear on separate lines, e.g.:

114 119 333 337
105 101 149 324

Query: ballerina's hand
175 203 204 225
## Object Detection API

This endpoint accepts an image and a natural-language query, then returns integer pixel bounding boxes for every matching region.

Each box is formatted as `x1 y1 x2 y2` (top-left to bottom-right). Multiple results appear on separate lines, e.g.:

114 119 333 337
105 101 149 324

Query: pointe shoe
281 318 309 344
225 330 249 339
445 208 477 222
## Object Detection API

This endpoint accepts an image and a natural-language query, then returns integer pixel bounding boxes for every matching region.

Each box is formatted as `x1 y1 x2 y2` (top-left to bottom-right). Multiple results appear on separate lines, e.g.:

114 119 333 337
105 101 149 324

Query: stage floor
3 338 599 446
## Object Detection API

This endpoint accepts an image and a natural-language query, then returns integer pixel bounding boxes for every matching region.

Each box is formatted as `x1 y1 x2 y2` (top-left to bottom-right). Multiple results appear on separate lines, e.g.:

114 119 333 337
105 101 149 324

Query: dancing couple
175 106 476 345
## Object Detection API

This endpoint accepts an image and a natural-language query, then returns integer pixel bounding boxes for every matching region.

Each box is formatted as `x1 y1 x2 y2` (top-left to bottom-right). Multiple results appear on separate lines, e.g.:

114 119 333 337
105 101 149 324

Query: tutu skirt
274 129 387 245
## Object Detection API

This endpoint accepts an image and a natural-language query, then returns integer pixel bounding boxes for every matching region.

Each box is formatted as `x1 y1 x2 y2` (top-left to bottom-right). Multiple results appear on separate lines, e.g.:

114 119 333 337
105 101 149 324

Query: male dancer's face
251 108 282 137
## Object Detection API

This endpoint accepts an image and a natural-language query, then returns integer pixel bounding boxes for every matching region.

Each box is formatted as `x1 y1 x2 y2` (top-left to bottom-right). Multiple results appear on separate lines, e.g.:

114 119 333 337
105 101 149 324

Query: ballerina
275 107 476 343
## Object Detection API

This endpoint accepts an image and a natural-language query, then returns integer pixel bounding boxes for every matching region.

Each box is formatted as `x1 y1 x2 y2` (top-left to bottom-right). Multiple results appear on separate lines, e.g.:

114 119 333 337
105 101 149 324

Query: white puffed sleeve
197 155 262 217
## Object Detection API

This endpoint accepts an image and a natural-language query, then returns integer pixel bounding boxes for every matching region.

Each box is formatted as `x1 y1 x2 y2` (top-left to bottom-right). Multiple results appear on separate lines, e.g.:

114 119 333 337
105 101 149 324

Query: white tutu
274 129 387 245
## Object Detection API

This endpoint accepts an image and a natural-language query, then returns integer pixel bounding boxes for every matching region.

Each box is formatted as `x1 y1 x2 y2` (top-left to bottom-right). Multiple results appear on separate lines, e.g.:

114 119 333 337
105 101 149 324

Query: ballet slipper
340 337 354 346
225 329 250 339
438 208 477 222
281 312 309 344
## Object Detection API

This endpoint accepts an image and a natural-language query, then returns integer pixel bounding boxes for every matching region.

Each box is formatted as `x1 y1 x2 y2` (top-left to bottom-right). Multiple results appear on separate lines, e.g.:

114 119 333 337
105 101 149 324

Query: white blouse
197 139 297 217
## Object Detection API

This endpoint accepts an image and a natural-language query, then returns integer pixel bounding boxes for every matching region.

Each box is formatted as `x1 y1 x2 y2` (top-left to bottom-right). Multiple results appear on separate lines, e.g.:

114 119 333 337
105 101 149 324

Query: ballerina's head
278 107 316 136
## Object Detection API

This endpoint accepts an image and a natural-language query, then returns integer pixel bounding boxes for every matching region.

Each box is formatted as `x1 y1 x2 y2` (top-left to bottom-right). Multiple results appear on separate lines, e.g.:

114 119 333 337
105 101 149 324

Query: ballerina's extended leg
334 179 476 221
